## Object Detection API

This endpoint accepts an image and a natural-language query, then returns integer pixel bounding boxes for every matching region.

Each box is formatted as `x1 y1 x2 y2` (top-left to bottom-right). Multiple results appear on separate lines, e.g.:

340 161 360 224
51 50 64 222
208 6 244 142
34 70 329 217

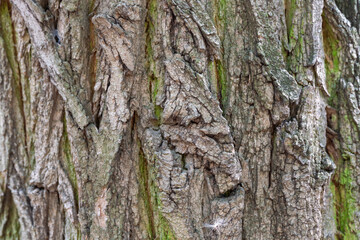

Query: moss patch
283 0 309 78
213 0 227 42
145 0 163 123
285 0 297 45
331 155 357 239
215 60 228 108
0 0 31 170
0 0 19 85
322 17 357 238
62 115 79 208
211 0 229 110
0 0 24 114
0 190 21 239
322 16 341 107
329 114 357 239
207 59 228 110
139 147 156 238
138 143 176 239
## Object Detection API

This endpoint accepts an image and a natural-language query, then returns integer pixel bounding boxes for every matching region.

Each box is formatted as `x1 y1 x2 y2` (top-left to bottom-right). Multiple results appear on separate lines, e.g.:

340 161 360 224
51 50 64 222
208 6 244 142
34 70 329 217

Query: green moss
77 229 81 240
330 182 337 222
329 114 358 239
213 0 227 42
339 166 356 238
0 191 21 239
154 105 163 121
330 113 358 240
210 0 229 110
0 0 31 170
283 1 309 78
157 213 176 240
0 0 25 114
285 0 297 44
29 140 36 170
89 0 96 13
148 72 163 123
286 20 306 75
139 147 156 238
145 0 157 75
0 0 19 84
323 16 341 107
215 60 228 109
331 152 358 239
321 20 356 238
138 143 176 239
146 0 163 123
207 59 228 109
62 115 79 208
0 4 28 237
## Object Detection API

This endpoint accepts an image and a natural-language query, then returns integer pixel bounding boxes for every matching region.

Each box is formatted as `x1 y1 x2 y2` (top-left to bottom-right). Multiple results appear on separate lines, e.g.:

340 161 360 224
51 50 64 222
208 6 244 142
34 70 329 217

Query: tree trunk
0 0 359 239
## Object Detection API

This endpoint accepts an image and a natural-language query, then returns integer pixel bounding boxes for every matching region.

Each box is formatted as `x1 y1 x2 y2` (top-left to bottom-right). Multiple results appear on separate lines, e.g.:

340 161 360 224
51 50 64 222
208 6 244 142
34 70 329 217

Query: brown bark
0 0 359 239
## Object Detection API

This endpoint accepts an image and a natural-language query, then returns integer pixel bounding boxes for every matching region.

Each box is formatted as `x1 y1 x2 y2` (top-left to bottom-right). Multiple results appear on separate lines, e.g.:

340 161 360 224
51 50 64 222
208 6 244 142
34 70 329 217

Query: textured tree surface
0 0 359 239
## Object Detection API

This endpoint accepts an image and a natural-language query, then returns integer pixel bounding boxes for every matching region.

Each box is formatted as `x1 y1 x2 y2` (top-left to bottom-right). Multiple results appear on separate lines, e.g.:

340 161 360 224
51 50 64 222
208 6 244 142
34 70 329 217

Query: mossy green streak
62 115 79 209
323 16 341 107
146 0 163 123
138 143 176 239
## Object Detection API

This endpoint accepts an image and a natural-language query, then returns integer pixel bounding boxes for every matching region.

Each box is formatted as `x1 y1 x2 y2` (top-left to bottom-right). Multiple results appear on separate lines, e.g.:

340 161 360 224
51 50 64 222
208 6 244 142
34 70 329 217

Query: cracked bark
0 0 359 239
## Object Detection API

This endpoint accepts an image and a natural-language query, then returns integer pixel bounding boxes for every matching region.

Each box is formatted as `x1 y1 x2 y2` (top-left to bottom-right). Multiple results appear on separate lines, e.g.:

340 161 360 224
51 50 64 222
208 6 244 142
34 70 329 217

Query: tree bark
0 0 359 239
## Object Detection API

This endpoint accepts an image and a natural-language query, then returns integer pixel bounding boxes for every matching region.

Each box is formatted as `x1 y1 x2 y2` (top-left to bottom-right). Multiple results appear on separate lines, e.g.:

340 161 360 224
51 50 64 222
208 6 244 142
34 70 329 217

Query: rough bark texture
0 0 359 239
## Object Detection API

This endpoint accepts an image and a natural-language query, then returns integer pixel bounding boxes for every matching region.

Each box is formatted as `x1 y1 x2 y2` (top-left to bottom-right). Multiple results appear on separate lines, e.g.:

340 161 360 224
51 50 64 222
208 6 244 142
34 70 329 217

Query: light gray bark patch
270 68 302 102
207 186 245 239
11 0 92 130
162 54 241 195
304 0 324 66
168 0 221 57
92 14 135 71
